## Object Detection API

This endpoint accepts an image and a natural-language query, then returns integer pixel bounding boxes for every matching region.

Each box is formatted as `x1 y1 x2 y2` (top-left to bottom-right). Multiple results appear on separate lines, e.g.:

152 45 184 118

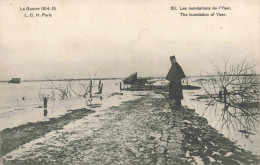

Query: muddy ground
1 90 259 164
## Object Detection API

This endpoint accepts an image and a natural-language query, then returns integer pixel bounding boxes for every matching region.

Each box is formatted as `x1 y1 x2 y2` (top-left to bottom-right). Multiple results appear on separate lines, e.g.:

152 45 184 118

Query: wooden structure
123 72 138 85
122 72 148 89
95 80 103 94
8 78 21 83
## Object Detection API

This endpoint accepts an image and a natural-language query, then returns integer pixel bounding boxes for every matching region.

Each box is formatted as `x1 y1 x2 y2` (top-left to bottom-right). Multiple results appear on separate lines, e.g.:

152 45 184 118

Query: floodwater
0 77 259 156
0 79 137 130
181 77 260 155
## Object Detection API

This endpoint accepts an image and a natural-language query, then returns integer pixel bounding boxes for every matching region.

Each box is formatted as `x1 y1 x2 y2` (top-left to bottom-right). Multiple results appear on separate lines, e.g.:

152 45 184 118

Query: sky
0 0 259 80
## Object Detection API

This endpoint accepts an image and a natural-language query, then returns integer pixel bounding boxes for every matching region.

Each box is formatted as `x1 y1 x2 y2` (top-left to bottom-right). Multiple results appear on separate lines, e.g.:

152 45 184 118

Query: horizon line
1 74 259 82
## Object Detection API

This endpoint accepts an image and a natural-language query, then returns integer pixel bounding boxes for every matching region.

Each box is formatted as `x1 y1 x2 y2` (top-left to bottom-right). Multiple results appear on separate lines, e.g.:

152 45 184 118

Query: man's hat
170 56 176 60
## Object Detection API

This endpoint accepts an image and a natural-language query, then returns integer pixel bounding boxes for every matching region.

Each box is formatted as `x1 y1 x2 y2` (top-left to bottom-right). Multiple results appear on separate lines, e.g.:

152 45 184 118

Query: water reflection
202 100 259 139
182 77 260 155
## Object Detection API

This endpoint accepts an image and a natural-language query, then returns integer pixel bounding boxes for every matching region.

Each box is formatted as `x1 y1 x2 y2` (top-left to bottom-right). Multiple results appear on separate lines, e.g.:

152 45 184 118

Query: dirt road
2 92 259 164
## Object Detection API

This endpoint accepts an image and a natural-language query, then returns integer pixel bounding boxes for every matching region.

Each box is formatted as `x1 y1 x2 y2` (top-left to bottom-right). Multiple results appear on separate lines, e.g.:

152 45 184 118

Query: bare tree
39 73 99 101
44 79 75 100
199 58 259 108
198 58 259 134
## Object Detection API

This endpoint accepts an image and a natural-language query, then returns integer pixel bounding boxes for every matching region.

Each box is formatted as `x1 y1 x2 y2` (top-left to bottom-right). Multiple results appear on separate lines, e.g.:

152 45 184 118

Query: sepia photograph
0 0 259 164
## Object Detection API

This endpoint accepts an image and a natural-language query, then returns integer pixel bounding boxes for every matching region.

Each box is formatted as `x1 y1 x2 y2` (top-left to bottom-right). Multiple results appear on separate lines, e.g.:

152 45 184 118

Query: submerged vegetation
38 74 103 101
198 58 259 137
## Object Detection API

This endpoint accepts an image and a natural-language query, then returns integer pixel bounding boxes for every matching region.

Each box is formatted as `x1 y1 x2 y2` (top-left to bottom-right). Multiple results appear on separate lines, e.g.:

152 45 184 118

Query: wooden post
89 80 92 98
43 97 48 108
97 80 103 94
98 83 103 94
98 80 101 89
101 83 103 93
44 109 48 117
120 82 122 90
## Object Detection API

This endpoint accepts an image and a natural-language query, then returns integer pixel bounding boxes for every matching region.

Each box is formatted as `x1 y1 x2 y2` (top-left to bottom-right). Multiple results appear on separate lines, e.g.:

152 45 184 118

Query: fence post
120 82 122 90
97 80 103 94
99 83 103 94
98 80 101 89
44 109 48 117
44 97 48 108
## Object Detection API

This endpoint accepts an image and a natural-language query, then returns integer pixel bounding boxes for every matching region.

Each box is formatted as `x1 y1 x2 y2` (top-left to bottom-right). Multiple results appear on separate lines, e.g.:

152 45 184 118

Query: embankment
0 108 94 156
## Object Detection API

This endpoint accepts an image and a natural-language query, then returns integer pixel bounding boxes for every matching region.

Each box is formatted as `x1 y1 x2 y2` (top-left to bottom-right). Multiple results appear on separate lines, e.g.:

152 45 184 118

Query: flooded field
0 77 259 160
182 77 260 155
0 79 134 130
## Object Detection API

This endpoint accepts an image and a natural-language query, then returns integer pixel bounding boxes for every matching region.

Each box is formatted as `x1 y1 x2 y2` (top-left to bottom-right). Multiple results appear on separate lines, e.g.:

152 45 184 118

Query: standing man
166 56 186 109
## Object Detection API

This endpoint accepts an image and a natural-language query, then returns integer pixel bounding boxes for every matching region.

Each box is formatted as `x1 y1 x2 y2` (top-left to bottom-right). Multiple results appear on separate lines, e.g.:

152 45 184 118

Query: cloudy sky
0 0 259 80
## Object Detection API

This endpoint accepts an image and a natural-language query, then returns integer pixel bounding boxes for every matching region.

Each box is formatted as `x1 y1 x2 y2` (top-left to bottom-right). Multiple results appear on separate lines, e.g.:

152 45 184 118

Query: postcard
0 0 259 164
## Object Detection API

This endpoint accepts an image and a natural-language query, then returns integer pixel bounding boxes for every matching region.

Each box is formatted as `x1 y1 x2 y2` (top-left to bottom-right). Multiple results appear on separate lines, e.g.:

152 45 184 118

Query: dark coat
166 62 186 99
